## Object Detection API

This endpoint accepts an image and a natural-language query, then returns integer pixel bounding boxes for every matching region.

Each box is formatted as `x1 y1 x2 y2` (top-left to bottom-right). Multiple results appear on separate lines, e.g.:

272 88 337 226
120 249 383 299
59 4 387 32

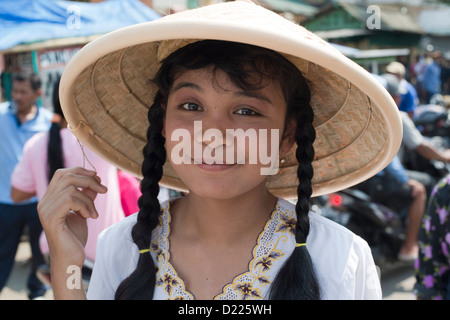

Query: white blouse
86 198 382 300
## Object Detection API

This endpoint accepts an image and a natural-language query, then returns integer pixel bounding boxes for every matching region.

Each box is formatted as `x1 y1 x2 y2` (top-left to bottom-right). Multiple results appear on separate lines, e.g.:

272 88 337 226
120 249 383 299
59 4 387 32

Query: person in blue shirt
357 74 427 261
0 72 53 299
423 52 442 104
386 61 419 119
399 81 419 118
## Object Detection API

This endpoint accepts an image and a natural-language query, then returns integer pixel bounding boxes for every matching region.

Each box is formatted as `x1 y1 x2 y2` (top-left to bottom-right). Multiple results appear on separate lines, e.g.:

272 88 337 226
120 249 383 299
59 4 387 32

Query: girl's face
163 67 294 200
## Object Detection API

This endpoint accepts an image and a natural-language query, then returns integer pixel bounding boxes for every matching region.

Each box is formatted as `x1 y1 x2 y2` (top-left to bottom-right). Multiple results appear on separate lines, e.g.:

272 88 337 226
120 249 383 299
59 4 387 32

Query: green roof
263 0 318 16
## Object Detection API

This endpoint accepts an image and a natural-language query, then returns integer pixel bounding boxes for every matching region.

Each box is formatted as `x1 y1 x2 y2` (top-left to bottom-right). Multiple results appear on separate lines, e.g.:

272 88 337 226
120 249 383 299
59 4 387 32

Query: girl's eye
235 108 260 116
180 102 203 112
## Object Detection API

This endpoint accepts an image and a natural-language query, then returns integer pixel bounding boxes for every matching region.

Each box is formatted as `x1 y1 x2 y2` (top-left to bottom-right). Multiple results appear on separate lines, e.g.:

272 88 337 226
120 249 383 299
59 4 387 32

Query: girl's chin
183 179 269 201
171 162 269 198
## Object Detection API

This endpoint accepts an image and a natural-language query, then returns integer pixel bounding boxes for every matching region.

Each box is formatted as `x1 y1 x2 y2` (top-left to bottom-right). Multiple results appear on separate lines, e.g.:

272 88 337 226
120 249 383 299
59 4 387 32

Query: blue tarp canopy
0 0 161 52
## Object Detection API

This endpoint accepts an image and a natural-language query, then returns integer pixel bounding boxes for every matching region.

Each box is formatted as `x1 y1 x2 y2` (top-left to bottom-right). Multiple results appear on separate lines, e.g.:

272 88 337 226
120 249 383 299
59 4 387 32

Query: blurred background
1 0 449 108
1 0 449 300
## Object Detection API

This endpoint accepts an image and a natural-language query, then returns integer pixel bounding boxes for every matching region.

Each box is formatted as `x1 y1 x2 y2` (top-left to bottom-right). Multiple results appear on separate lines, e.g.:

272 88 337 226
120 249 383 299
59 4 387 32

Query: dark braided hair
115 40 319 300
115 93 166 300
47 77 64 183
269 79 320 299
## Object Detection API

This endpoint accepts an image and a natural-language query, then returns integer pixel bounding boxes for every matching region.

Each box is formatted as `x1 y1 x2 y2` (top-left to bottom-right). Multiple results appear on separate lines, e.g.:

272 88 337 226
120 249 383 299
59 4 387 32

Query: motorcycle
310 186 407 272
405 102 450 182
414 103 450 138
309 100 450 273
404 135 450 184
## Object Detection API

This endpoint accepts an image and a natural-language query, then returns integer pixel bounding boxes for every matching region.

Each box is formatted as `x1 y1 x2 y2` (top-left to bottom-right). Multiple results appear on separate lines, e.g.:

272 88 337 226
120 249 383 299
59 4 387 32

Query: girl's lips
193 159 236 171
196 163 236 171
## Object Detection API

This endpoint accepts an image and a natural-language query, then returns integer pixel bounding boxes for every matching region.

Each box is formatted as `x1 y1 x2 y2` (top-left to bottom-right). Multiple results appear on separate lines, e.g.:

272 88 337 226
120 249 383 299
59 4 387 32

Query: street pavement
0 242 53 300
0 241 416 300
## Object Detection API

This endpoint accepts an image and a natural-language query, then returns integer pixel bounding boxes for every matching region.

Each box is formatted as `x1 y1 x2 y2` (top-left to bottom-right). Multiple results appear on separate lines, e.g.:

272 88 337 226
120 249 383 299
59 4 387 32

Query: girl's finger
50 167 96 185
82 187 99 202
51 169 107 195
39 186 99 225
61 188 100 219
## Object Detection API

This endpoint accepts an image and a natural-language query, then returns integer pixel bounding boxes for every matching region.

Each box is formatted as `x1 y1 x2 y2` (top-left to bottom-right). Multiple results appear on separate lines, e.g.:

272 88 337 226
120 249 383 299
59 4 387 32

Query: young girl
38 1 402 300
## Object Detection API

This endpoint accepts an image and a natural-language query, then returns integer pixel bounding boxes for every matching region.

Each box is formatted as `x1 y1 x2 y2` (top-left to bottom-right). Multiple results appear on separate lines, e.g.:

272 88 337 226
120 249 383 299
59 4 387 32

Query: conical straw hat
60 0 402 198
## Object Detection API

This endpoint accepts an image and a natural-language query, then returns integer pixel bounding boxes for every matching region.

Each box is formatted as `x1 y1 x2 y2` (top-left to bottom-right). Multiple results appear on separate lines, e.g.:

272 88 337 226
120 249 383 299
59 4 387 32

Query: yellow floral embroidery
216 203 293 300
151 199 297 300
151 242 165 261
277 213 296 235
256 276 270 286
156 273 179 296
254 250 284 272
235 283 262 300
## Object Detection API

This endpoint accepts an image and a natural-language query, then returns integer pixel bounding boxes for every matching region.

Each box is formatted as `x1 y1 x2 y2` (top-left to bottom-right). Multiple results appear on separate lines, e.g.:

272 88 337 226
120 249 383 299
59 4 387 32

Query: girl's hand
38 167 108 267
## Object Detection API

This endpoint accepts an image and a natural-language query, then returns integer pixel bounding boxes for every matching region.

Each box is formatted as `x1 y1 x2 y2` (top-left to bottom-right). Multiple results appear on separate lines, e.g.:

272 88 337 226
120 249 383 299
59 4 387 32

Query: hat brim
60 1 402 198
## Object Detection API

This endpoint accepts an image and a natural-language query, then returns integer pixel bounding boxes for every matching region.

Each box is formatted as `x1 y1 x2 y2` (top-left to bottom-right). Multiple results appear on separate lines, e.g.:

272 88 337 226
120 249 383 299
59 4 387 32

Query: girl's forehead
171 67 282 95
173 68 232 88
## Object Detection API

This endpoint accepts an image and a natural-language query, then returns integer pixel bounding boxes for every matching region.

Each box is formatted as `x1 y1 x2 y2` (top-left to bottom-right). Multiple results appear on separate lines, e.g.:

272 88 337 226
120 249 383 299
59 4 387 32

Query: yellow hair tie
139 249 151 254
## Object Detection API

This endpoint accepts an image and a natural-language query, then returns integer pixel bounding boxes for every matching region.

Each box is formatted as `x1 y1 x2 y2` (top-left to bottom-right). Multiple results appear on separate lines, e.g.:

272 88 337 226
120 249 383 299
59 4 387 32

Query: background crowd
0 0 449 300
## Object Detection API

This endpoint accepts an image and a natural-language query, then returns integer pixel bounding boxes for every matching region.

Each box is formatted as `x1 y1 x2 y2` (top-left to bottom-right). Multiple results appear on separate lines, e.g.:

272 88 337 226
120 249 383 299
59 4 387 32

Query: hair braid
269 86 320 300
115 97 166 300
294 98 316 244
47 77 64 183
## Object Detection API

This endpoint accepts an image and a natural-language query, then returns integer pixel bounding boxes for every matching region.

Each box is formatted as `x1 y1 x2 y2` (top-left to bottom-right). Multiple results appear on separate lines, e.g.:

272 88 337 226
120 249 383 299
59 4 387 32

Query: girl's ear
279 118 296 157
160 104 167 138
161 120 166 138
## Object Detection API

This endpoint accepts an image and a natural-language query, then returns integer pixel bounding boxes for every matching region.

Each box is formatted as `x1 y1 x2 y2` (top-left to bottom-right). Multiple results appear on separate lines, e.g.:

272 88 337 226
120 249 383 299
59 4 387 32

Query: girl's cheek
165 121 195 165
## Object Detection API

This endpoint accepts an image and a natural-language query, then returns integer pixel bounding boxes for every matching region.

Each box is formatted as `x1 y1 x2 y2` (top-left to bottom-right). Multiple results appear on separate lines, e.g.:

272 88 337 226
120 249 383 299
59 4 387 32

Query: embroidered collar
149 198 297 300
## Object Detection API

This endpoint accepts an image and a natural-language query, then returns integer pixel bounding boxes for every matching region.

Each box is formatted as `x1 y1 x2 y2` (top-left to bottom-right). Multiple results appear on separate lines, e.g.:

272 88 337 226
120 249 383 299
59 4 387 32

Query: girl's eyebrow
172 81 273 105
172 81 203 93
234 91 273 105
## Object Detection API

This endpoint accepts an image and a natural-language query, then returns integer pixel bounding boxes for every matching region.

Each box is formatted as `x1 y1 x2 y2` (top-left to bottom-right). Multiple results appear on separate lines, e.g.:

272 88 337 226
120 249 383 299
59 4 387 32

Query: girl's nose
196 109 236 154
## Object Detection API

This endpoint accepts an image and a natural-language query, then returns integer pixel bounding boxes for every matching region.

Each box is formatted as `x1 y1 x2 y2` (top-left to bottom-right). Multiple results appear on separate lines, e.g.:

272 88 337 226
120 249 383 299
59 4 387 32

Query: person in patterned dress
415 174 450 299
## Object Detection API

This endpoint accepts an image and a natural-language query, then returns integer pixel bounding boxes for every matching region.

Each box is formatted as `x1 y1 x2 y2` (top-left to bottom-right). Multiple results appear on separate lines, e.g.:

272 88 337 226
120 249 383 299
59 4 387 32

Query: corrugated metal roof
261 0 318 16
331 43 410 59
419 8 450 36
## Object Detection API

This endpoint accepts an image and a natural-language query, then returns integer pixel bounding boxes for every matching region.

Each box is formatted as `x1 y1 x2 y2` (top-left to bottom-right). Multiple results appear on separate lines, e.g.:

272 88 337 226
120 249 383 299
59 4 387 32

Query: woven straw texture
62 0 401 198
